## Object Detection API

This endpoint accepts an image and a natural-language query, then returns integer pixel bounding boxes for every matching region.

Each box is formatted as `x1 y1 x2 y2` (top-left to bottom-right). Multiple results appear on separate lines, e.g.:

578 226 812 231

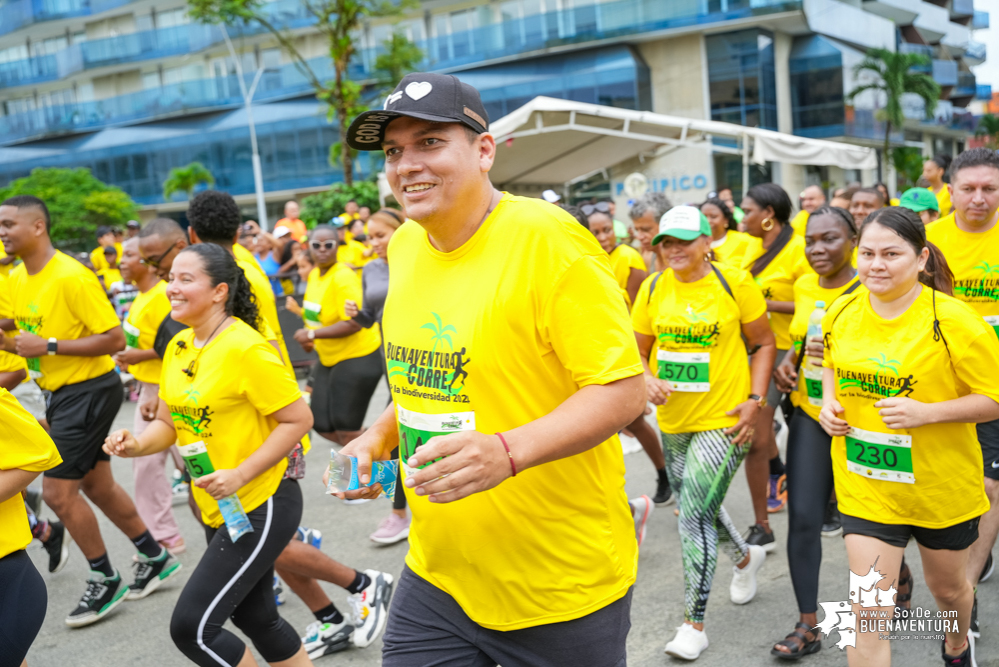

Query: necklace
181 313 230 379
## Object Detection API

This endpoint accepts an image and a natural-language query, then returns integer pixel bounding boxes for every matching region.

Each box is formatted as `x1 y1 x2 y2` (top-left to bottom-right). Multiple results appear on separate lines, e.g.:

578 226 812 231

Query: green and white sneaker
66 570 128 627
127 550 182 600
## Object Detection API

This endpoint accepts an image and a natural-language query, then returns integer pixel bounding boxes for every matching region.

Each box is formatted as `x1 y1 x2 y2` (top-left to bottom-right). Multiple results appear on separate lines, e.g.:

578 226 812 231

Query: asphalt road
23 381 999 666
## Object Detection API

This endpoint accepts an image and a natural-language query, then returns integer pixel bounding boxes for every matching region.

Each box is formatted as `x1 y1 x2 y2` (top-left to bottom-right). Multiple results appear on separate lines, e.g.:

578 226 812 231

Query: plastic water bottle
327 451 398 498
177 441 253 542
805 300 826 370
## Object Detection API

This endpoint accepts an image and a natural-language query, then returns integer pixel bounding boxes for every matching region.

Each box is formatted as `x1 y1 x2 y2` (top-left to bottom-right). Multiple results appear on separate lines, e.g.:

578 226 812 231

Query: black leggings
0 549 47 665
785 410 834 615
170 479 303 666
311 350 383 433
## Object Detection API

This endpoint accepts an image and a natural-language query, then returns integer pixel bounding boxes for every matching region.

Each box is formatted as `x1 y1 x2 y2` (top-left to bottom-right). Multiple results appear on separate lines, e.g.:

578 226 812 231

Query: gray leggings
662 429 750 623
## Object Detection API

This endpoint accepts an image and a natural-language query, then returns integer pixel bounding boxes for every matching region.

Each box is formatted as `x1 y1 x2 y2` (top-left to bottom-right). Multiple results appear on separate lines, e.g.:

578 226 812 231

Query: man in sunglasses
338 72 645 666
0 195 179 626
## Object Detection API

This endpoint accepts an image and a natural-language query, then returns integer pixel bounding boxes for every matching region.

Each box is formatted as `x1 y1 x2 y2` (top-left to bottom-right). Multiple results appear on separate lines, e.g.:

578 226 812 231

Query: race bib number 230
845 426 914 484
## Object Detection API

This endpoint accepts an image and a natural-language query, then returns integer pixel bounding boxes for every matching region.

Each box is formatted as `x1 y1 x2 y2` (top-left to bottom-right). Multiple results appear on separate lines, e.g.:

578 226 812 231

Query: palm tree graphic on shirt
867 353 900 385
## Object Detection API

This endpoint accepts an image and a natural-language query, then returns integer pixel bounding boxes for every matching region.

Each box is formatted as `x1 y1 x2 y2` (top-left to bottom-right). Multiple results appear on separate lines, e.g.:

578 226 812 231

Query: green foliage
374 31 424 94
891 147 925 191
976 114 999 149
848 48 941 180
0 167 138 251
299 182 380 228
163 162 216 200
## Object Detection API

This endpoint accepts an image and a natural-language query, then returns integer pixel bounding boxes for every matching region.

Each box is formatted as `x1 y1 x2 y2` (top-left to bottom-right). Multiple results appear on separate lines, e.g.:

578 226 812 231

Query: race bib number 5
178 441 215 478
396 407 475 475
985 315 999 341
123 320 140 349
802 366 823 407
845 426 914 484
658 350 709 392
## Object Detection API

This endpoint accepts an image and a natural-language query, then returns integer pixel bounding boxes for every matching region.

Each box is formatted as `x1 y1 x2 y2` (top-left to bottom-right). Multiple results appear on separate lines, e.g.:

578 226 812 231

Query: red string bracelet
496 432 517 477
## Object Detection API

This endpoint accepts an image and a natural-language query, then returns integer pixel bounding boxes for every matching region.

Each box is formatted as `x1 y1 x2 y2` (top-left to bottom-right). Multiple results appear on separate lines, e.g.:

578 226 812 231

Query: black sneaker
971 593 979 638
127 550 182 600
980 553 993 584
744 523 776 553
942 633 974 666
25 488 42 514
43 520 72 573
821 502 843 538
653 476 674 506
65 570 128 627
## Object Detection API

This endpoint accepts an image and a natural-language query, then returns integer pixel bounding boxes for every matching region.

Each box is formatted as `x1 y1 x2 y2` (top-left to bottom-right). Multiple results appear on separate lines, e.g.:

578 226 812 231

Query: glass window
142 71 161 89
157 8 190 28
0 45 29 64
706 29 777 130
133 153 148 180
135 13 153 32
261 48 281 69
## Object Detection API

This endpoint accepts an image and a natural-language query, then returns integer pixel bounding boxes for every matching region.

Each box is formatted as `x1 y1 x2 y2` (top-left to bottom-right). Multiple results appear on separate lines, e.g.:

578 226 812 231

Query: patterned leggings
662 429 750 623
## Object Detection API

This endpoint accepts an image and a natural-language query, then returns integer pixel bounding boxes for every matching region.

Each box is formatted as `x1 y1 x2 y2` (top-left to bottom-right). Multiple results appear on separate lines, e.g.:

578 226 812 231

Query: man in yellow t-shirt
340 73 645 663
89 225 118 273
0 195 178 628
926 147 999 600
0 243 15 276
790 184 827 236
114 237 185 554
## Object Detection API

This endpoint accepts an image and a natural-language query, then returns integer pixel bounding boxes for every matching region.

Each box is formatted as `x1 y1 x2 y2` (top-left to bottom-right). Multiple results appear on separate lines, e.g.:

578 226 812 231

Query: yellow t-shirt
337 238 369 269
0 246 13 277
234 253 288 364
608 243 646 308
382 193 642 631
711 230 753 268
0 387 62 558
0 274 27 379
98 268 121 288
790 209 809 236
303 264 380 367
124 281 171 384
160 321 301 528
927 214 999 338
90 247 108 273
934 185 952 218
787 273 860 421
9 252 119 392
741 232 812 350
632 264 767 433
822 288 997 528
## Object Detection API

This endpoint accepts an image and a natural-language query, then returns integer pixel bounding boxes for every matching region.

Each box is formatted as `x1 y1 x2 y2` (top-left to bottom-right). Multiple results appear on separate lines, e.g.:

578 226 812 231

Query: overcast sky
973 0 999 87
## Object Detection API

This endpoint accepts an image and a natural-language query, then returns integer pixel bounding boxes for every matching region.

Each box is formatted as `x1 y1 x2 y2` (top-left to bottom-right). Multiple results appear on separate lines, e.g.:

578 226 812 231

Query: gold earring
761 218 774 231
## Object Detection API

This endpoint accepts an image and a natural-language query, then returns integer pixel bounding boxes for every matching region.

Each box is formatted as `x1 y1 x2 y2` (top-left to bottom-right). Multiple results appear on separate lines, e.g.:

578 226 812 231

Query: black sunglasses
141 243 176 268
311 241 336 250
581 202 612 216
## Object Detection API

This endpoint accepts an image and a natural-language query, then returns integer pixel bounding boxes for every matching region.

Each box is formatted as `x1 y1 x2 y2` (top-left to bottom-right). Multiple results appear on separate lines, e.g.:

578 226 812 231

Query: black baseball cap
346 72 489 151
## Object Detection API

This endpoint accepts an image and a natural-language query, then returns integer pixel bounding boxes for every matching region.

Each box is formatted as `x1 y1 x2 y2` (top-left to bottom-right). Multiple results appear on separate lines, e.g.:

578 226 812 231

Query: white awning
488 97 877 188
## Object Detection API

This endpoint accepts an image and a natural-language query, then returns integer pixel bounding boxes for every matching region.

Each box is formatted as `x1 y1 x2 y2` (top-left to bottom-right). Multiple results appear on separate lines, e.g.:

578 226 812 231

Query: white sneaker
301 619 354 659
730 544 766 605
619 433 642 455
629 495 654 548
664 623 708 660
348 570 394 648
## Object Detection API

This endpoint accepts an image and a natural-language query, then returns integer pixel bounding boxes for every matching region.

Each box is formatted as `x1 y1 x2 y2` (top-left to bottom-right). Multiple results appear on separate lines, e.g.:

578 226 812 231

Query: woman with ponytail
923 154 954 217
104 243 316 667
820 206 999 667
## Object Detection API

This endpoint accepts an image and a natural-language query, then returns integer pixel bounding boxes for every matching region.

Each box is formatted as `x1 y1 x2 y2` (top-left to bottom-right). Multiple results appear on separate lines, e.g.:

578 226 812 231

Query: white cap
541 189 561 203
273 225 291 238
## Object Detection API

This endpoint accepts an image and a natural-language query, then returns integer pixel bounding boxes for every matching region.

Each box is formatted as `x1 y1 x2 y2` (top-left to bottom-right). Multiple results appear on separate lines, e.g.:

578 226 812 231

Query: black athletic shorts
978 418 999 481
45 370 124 479
841 513 980 551
383 566 632 667
311 349 383 433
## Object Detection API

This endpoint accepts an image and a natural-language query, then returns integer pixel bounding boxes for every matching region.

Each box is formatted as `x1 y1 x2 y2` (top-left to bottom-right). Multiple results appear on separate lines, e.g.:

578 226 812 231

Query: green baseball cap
898 188 939 213
653 206 711 244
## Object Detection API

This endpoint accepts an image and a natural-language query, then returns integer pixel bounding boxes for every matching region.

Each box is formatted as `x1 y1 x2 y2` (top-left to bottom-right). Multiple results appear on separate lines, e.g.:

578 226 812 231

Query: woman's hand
113 348 144 366
403 431 513 503
285 297 302 317
773 355 798 394
724 400 761 445
104 429 140 457
645 373 673 405
293 328 314 352
803 335 824 362
194 468 247 500
875 397 927 430
344 300 359 318
819 400 850 436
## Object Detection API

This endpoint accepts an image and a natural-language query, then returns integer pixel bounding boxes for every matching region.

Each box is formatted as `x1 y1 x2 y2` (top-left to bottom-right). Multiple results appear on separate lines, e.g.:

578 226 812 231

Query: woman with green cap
632 205 777 660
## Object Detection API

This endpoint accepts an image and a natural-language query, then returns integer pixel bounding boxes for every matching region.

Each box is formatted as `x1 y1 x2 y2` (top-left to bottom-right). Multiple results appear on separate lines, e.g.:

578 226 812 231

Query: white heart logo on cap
405 81 433 101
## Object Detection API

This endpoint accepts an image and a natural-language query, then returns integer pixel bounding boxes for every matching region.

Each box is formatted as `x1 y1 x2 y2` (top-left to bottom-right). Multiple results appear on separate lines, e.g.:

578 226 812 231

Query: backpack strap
709 263 735 301
823 291 863 350
932 289 951 359
647 271 663 305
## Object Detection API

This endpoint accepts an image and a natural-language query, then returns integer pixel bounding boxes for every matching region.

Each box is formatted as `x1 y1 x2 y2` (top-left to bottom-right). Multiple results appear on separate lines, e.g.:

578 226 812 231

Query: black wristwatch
749 393 767 408
47 338 58 356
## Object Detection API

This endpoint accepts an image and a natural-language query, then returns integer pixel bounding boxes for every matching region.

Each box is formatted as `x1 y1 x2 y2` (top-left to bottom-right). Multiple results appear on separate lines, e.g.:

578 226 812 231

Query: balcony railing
0 0 804 143
977 84 992 101
0 0 137 36
954 72 976 98
932 59 958 87
973 10 989 29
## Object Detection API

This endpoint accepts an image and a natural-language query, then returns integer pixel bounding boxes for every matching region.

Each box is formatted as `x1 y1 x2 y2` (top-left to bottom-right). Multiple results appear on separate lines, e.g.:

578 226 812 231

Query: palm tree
163 162 216 201
848 48 941 181
976 114 999 149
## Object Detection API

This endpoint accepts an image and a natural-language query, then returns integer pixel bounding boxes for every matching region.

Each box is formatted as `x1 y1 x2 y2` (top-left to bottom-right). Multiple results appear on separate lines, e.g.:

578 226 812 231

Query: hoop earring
761 218 775 232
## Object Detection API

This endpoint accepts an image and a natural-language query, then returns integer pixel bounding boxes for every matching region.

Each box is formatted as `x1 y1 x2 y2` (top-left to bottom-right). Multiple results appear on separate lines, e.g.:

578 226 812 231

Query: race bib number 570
657 350 710 392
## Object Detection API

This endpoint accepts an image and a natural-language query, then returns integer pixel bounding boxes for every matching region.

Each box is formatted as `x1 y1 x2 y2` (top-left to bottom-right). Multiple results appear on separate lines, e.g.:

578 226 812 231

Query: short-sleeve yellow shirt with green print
302 263 381 368
381 193 642 632
123 281 171 384
608 243 646 308
927 213 999 339
741 233 812 350
632 263 767 434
